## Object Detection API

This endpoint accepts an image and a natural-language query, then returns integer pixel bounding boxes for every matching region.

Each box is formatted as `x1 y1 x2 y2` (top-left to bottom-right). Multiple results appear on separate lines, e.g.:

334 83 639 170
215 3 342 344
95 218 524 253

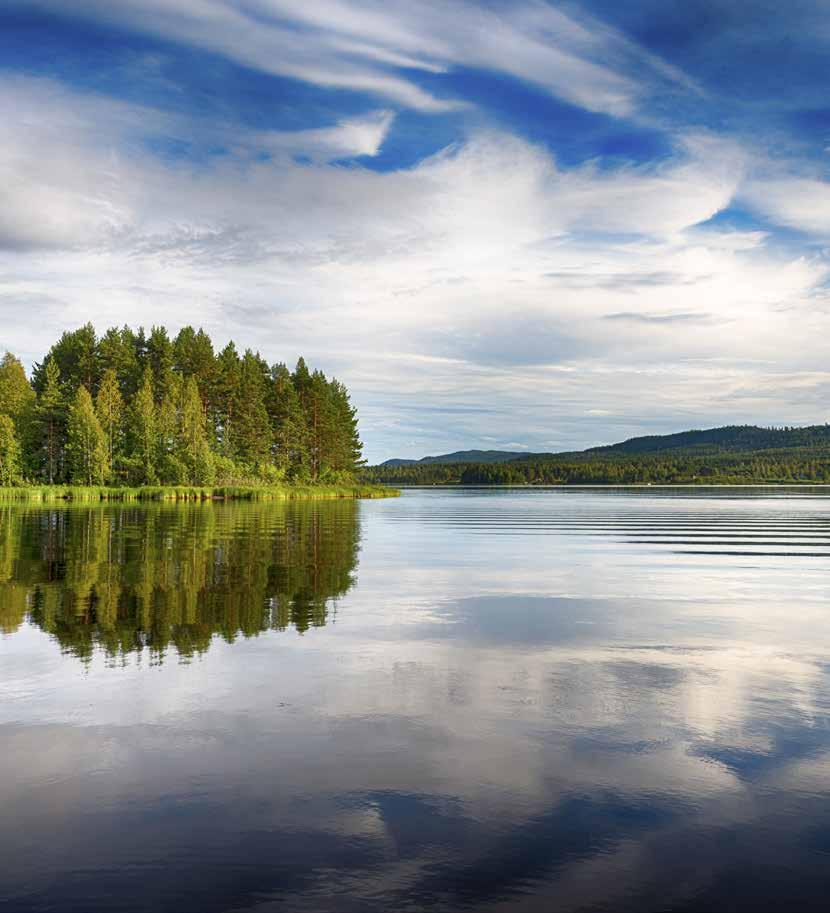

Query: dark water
2 488 830 912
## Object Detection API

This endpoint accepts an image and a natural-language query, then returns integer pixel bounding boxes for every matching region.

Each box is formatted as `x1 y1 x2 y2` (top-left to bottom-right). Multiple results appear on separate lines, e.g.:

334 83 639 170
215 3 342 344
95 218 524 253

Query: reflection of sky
2 489 830 911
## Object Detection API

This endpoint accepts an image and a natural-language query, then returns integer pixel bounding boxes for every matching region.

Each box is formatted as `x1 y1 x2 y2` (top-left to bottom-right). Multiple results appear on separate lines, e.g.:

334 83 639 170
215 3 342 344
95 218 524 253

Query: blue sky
1 0 829 461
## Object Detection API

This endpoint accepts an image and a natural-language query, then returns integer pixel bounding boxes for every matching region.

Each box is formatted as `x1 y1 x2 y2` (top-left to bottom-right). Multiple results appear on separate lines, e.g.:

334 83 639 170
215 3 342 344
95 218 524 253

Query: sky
1 1 830 462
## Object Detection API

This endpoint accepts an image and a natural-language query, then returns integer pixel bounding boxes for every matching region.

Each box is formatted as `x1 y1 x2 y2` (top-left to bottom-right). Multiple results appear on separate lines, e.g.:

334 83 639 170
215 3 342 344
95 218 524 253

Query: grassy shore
0 483 398 502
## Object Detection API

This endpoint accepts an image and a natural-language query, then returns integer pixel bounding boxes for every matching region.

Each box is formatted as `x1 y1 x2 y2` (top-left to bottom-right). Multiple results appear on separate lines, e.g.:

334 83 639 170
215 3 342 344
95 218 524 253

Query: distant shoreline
387 482 830 489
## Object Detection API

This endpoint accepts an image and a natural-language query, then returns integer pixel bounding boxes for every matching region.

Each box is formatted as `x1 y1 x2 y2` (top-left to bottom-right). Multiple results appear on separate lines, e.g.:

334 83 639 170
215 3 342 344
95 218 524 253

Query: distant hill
381 449 548 467
381 425 830 467
371 424 830 485
585 424 830 456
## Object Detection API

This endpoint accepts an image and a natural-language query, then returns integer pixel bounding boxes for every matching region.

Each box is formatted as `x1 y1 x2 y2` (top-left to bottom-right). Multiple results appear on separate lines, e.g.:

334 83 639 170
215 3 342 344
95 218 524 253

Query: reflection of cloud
4 624 830 911
400 595 632 646
5 476 830 911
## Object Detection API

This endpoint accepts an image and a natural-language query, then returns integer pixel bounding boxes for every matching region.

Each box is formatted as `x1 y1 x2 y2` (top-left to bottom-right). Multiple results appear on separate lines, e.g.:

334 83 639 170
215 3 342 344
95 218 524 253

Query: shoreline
386 482 830 489
0 484 399 502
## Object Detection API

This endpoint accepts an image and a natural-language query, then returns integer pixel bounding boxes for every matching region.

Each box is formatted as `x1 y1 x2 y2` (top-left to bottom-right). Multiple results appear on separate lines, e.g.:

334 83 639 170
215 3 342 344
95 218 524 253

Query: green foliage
0 483 393 502
213 341 241 456
3 324 366 488
173 326 215 380
66 387 109 485
95 368 123 476
128 365 158 484
147 325 175 402
327 378 363 474
178 376 214 484
0 353 36 479
0 414 22 486
0 352 35 428
232 350 271 467
35 358 66 484
98 326 141 396
268 363 307 474
33 322 98 394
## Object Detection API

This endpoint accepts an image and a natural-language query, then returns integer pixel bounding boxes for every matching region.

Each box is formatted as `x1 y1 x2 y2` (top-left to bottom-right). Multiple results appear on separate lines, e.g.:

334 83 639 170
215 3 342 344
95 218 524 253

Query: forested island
0 324 389 499
366 425 830 486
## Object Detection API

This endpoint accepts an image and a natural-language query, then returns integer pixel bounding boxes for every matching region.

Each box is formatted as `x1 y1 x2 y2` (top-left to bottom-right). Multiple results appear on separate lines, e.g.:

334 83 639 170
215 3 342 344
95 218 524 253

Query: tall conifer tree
129 366 157 483
213 342 241 456
36 359 66 484
99 326 141 396
232 351 270 467
155 374 181 480
66 387 108 485
95 368 123 479
34 323 98 394
178 376 213 483
0 414 22 486
268 363 308 476
147 326 175 402
0 353 35 430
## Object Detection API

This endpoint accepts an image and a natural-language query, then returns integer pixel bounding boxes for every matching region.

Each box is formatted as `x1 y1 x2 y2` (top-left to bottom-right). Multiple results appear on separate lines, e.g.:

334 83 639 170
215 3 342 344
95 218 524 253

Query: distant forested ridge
0 324 364 486
586 424 830 455
366 424 830 485
381 449 543 467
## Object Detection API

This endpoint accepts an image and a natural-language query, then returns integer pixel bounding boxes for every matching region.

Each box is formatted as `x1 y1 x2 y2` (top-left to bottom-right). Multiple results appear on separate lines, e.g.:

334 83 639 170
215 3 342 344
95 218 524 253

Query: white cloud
29 0 691 117
259 110 396 161
742 176 830 237
2 75 829 460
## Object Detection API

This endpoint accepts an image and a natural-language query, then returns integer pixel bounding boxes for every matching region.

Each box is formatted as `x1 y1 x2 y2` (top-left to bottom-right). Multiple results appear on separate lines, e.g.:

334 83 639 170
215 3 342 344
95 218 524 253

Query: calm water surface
2 488 830 911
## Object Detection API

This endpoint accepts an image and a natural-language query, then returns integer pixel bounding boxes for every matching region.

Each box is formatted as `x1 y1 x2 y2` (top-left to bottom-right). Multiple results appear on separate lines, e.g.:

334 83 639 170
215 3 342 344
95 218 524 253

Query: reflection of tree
0 501 360 662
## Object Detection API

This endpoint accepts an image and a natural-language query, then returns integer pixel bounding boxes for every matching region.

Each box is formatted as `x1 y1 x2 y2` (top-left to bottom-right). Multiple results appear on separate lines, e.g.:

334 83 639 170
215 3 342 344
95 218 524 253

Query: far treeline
0 324 364 487
364 425 830 485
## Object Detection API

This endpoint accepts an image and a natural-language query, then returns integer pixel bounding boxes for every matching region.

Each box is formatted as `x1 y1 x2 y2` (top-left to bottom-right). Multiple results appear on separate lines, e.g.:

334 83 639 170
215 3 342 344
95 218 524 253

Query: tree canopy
0 324 364 486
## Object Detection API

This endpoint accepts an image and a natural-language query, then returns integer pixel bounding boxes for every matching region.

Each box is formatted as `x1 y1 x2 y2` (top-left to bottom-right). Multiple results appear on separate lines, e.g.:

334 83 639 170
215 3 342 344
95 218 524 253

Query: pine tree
232 351 270 467
156 375 181 480
0 414 22 486
66 387 108 485
328 378 363 475
36 359 66 484
212 342 241 456
292 357 312 411
33 323 98 394
128 366 157 484
147 325 175 402
0 353 35 475
98 326 141 397
304 370 336 480
95 369 123 479
268 363 308 476
291 357 318 477
173 327 215 384
178 376 214 483
0 353 35 430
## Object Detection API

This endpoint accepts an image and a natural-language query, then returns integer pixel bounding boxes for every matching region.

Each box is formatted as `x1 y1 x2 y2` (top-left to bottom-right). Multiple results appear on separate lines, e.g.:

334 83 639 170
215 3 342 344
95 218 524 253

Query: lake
2 487 830 912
